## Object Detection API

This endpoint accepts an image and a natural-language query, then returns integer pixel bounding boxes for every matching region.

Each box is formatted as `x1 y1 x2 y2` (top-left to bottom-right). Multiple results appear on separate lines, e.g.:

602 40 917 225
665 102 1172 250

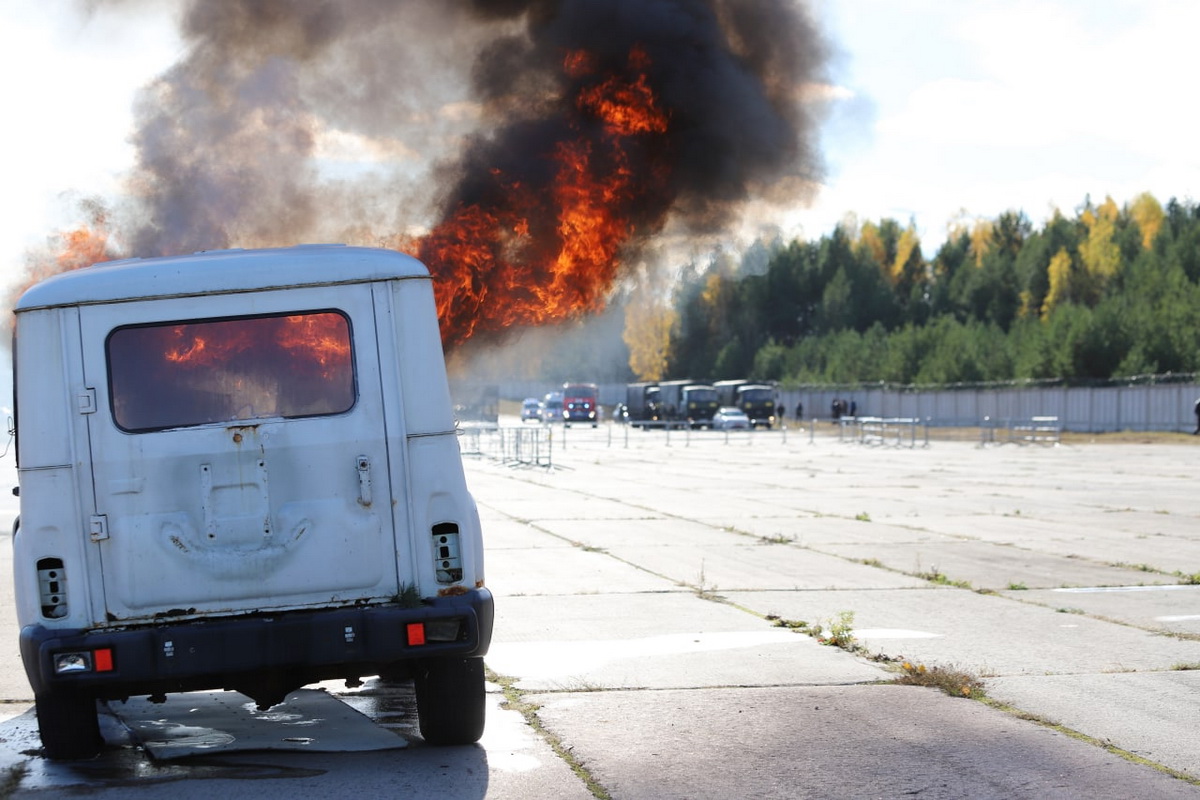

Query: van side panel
12 307 102 629
407 436 486 592
14 309 75 469
387 278 485 594
392 280 455 435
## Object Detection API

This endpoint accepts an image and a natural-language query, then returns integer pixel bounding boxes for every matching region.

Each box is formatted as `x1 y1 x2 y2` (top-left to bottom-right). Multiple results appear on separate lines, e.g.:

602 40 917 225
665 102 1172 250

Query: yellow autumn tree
856 221 886 270
1079 196 1120 298
970 219 993 267
892 224 919 284
1128 191 1164 250
623 266 677 381
1040 247 1073 318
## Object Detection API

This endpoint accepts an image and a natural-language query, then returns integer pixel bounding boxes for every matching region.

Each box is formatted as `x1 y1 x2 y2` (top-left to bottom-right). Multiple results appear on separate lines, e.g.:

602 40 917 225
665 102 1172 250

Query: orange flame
55 226 111 273
162 314 351 379
415 45 671 348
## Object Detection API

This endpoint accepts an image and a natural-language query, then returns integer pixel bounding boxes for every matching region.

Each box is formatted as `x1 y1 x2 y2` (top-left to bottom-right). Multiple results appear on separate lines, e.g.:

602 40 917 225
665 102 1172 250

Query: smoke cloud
29 0 829 353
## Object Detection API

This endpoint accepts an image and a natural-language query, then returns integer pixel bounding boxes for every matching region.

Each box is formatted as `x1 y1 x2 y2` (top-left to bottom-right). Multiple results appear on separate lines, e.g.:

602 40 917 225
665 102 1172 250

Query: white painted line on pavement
1053 585 1195 593
852 629 943 639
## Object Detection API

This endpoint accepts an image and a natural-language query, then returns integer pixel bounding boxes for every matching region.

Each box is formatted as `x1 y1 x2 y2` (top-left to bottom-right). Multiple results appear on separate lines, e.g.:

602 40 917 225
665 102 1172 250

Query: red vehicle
562 382 599 427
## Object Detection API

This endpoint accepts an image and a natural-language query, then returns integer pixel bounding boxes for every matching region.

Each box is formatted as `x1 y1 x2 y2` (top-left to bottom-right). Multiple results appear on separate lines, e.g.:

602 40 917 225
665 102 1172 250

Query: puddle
112 688 405 759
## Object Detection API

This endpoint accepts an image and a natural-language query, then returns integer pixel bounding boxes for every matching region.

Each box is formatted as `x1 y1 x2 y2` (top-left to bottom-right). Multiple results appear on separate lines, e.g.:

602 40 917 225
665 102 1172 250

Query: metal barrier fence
837 416 928 448
457 424 553 467
455 413 1078 466
979 416 1062 446
606 419 783 448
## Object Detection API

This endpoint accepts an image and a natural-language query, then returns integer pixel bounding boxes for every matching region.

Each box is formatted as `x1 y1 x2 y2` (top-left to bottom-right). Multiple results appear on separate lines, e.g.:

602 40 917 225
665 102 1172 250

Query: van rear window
107 311 354 432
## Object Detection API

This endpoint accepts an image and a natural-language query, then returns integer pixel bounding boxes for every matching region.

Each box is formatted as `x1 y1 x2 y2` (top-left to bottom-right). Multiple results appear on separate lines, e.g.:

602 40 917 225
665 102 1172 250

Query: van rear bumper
20 588 494 700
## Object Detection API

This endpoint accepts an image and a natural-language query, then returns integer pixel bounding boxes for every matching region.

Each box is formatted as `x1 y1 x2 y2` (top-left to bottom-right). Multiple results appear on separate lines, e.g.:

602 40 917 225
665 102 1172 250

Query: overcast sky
1 0 1196 295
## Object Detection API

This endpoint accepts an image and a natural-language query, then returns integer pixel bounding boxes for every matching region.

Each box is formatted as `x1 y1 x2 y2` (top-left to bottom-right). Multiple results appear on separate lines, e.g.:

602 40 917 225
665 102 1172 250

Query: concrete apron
471 433 1200 791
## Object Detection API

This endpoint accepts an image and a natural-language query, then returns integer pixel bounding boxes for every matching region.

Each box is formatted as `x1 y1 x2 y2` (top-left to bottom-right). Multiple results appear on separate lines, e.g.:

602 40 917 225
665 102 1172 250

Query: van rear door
77 284 402 622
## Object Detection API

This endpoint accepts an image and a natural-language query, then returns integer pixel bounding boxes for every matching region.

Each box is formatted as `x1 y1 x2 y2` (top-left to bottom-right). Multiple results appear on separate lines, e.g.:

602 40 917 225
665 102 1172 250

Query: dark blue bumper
20 588 493 700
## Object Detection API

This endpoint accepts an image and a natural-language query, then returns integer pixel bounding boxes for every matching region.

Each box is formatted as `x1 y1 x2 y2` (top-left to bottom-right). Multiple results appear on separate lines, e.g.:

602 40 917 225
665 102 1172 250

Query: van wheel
413 657 485 745
36 690 102 760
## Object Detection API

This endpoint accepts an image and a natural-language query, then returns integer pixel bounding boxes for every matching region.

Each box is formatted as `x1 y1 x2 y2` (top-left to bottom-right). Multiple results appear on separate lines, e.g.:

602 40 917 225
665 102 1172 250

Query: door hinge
77 388 97 415
89 515 109 542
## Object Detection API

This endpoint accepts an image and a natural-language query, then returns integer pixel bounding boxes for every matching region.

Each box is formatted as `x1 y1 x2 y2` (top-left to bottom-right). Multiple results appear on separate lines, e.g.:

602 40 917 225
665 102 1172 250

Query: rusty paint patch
437 585 470 597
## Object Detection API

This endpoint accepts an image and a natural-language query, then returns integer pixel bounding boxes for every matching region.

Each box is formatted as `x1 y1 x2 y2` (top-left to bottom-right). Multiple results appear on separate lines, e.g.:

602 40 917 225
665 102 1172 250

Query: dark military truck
714 379 778 429
625 382 661 427
658 379 720 429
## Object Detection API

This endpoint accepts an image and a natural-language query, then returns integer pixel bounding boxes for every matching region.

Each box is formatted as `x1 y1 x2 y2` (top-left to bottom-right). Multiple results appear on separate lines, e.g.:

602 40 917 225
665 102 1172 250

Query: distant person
795 402 803 421
1194 397 1200 435
849 400 857 417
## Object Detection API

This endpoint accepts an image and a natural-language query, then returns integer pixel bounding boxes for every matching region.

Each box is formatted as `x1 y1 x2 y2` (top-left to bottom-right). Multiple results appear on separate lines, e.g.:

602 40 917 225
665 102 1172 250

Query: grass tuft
895 661 986 699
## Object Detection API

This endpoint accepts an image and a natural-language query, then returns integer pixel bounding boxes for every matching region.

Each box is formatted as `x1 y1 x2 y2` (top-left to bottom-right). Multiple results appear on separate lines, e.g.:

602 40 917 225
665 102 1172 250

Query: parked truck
11 245 493 759
561 382 599 427
714 379 778 429
624 382 661 427
659 379 720 428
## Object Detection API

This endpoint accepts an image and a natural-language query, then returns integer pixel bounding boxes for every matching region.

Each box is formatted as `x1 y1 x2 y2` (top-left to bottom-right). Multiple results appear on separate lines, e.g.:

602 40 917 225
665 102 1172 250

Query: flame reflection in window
107 311 354 432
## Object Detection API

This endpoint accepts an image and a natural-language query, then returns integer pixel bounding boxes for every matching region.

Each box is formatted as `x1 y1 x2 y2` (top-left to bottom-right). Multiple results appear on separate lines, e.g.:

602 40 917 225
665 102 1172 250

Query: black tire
36 690 102 760
413 657 486 745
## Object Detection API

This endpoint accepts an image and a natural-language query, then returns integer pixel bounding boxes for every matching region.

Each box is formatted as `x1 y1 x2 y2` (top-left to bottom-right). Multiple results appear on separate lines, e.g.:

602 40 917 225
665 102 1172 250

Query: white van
10 245 493 759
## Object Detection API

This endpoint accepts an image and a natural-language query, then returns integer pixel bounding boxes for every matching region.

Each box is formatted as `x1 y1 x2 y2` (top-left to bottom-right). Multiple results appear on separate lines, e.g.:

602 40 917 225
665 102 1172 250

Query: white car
521 397 542 421
712 406 751 430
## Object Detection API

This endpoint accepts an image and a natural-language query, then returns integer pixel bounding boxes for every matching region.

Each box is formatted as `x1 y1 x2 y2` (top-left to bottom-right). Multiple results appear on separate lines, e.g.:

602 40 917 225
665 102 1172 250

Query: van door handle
356 456 372 507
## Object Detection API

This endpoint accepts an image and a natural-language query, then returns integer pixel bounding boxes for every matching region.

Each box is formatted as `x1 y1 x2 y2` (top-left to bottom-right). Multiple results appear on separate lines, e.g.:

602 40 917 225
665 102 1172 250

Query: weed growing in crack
766 614 810 632
915 567 972 589
895 661 986 699
811 610 858 651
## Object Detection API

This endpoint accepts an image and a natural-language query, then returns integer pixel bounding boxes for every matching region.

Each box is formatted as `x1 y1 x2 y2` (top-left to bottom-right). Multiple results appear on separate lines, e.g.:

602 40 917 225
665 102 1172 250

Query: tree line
628 193 1200 386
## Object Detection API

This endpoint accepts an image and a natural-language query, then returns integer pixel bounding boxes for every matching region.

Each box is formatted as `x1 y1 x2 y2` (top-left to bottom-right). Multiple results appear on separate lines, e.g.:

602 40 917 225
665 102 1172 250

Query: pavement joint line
487 667 612 800
979 696 1200 787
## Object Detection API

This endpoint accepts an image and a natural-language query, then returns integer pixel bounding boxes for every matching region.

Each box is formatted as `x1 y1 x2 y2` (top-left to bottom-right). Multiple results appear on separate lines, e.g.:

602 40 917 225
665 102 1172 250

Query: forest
627 192 1200 387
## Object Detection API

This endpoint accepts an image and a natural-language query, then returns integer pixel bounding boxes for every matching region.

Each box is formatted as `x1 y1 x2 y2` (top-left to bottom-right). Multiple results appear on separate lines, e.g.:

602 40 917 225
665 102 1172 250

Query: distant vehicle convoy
522 379 779 429
622 379 772 429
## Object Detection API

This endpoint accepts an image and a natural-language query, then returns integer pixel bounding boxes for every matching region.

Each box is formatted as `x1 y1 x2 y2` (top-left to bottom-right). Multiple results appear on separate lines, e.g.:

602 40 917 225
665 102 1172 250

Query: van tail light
53 647 114 675
407 618 464 646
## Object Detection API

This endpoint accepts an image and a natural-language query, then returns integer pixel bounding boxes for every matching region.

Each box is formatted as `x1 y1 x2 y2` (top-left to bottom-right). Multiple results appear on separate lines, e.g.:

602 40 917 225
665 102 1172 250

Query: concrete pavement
1 427 1199 796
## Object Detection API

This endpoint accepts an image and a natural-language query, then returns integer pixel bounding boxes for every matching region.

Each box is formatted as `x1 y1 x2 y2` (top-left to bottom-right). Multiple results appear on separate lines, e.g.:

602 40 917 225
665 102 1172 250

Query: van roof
15 245 429 312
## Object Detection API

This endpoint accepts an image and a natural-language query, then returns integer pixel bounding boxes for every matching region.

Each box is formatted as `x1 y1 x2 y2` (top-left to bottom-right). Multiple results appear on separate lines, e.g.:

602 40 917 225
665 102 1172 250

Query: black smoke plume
31 0 828 350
